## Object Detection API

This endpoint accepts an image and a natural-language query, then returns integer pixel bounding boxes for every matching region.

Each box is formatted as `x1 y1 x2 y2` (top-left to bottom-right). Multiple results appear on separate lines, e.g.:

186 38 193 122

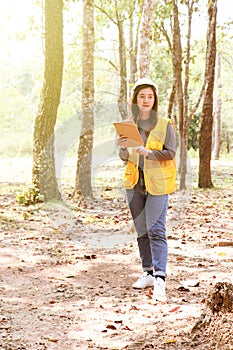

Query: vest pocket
145 164 176 195
123 163 138 189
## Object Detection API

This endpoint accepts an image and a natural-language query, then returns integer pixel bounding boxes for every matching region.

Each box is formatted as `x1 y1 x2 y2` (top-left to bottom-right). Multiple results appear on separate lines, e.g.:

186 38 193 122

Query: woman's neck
138 111 150 120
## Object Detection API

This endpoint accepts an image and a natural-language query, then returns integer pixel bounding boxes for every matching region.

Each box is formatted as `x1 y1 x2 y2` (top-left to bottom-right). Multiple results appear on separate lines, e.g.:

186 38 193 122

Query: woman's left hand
135 146 149 157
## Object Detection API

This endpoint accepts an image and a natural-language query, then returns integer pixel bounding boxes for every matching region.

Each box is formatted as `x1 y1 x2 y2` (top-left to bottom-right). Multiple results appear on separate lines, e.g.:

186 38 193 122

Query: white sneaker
153 277 167 302
132 272 154 289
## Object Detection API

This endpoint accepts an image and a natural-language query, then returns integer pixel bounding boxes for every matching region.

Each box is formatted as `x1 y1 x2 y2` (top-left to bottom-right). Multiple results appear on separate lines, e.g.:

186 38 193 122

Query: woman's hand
135 145 150 157
117 136 128 149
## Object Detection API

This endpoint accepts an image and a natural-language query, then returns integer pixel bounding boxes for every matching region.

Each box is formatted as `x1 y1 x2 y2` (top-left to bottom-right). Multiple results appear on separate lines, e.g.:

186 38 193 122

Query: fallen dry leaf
177 286 190 292
122 325 132 331
165 339 176 344
106 324 117 330
47 338 59 343
169 306 180 313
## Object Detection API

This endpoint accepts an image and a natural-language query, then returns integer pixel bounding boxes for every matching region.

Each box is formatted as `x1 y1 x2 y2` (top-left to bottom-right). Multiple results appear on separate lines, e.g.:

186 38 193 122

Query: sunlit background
0 0 232 163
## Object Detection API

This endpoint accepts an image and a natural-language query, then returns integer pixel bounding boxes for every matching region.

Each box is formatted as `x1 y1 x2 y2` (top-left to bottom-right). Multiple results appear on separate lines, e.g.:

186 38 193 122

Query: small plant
16 186 44 205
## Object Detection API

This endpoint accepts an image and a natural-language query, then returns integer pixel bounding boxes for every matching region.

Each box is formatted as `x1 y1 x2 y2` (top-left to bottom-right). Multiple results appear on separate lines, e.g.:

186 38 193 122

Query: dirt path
1 159 233 349
1 183 233 349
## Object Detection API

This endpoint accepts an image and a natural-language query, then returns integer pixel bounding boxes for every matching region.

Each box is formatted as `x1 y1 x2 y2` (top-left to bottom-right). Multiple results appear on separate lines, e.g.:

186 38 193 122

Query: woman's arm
117 135 129 161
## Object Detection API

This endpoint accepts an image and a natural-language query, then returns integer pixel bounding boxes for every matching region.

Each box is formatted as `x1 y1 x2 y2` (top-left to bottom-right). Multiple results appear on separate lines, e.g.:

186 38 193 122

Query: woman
117 78 176 302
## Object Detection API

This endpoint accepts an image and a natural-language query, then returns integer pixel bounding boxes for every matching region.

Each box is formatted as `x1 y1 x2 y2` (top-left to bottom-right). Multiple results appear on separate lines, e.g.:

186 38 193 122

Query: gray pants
126 178 168 277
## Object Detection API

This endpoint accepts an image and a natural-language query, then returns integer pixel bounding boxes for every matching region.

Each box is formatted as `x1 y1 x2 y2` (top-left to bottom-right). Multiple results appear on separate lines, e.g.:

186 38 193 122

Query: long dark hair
129 84 158 130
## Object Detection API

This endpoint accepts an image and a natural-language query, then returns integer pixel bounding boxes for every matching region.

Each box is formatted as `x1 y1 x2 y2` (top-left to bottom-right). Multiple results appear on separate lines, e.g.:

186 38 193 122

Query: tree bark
191 282 233 336
138 0 156 78
128 1 143 99
128 14 138 96
198 0 217 188
213 52 222 160
75 0 95 198
32 0 63 202
117 10 128 119
206 282 233 314
180 0 195 190
171 0 205 190
167 81 176 119
171 0 184 188
94 1 128 119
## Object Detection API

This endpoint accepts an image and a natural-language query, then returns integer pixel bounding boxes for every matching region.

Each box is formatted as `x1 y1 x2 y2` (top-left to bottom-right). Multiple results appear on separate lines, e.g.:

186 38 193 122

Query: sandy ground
0 158 233 349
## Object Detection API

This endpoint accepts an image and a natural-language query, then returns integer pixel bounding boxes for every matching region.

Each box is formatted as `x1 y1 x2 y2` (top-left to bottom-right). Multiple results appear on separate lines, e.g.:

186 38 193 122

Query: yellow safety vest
123 117 176 195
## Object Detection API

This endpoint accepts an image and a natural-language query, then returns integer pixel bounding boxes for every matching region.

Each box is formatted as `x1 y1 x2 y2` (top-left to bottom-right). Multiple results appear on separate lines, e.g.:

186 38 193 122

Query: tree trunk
172 0 197 190
198 0 217 188
191 282 233 339
32 0 63 202
128 2 143 98
117 13 128 119
128 15 138 96
172 0 183 139
94 1 128 119
206 282 233 314
167 81 176 119
75 0 94 198
171 0 184 188
213 52 222 160
138 0 156 78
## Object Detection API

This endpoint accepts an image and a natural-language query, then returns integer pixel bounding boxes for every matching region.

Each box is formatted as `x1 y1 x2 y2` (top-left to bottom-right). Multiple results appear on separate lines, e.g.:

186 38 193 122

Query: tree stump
191 282 233 335
206 282 233 314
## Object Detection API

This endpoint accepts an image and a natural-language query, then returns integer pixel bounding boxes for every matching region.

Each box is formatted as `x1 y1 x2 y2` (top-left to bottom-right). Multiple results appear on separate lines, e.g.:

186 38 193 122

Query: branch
94 4 117 25
158 21 172 52
95 55 118 71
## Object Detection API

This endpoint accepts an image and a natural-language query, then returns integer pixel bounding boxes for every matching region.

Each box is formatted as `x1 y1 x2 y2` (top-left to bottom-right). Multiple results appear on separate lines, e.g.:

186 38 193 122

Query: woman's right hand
117 135 128 149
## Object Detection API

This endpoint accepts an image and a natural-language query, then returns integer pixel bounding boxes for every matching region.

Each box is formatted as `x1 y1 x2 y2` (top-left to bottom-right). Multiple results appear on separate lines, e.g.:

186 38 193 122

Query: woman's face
136 87 155 117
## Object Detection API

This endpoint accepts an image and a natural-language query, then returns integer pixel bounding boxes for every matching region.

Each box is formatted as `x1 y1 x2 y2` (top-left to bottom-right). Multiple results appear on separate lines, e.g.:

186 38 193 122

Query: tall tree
171 0 184 185
115 0 128 119
138 0 157 78
75 0 94 198
198 0 217 188
213 52 222 160
152 0 174 118
128 6 142 93
181 0 194 187
171 0 204 190
95 0 137 118
32 0 63 202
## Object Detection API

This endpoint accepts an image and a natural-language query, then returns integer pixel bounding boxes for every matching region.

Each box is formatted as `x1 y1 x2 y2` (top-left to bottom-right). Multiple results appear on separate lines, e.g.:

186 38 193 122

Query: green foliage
15 69 35 96
0 87 30 127
221 123 233 154
0 82 36 157
188 113 200 151
0 0 232 162
1 132 33 157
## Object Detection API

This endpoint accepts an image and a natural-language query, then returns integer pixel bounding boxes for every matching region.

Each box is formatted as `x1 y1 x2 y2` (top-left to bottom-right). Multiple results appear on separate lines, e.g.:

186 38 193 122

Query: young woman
117 78 176 301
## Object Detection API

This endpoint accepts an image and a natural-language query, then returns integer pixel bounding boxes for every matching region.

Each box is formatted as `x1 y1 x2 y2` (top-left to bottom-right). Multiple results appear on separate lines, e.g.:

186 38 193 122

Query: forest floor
0 157 233 350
